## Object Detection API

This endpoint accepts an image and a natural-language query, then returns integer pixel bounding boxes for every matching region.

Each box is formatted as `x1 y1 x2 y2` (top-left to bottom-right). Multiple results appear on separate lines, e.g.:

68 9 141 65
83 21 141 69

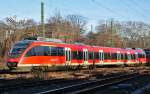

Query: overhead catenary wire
92 0 150 23
91 0 125 47
130 0 150 21
121 0 150 22
131 0 148 14
91 0 126 19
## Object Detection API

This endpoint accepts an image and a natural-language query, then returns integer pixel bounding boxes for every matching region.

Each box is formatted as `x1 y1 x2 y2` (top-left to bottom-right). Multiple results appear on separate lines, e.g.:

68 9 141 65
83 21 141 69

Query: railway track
36 72 140 94
0 70 133 93
0 67 146 94
0 77 91 93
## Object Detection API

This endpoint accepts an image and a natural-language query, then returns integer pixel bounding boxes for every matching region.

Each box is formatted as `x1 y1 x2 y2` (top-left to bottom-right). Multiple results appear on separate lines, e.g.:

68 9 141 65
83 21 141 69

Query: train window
78 51 83 60
50 47 58 56
109 53 112 59
134 54 136 60
112 53 117 59
33 46 45 56
138 54 140 58
148 54 150 58
72 51 83 60
131 54 133 59
10 47 26 54
9 42 31 58
145 52 150 58
26 46 44 56
43 46 50 56
121 54 124 60
9 47 26 58
108 53 111 60
117 53 121 60
94 52 99 59
131 54 136 60
127 54 131 60
119 54 121 60
133 54 136 60
49 47 64 56
72 51 78 59
109 53 112 60
26 46 64 57
111 53 114 59
34 46 44 56
26 48 35 56
104 53 107 60
88 52 94 59
57 47 64 56
104 52 111 60
109 53 111 59
125 54 128 60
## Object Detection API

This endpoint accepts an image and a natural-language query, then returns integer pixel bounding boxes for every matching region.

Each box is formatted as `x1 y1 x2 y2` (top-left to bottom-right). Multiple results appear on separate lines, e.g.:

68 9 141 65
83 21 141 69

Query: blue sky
0 0 150 28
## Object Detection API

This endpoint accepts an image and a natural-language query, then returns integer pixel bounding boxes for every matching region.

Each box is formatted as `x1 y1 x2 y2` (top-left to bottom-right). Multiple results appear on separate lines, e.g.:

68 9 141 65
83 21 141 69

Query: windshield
9 41 30 58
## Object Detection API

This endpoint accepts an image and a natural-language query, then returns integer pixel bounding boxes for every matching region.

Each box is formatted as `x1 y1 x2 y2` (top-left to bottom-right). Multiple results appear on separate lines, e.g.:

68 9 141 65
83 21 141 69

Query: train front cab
14 42 67 70
7 40 33 69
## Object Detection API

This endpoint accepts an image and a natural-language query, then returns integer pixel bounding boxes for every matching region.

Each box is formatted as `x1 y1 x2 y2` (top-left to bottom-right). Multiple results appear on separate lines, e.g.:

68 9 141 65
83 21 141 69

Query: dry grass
1 66 150 81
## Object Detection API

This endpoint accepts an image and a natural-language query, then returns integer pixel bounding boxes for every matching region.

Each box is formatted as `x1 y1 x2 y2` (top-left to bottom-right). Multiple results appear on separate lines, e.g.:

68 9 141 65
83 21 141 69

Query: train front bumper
7 62 17 68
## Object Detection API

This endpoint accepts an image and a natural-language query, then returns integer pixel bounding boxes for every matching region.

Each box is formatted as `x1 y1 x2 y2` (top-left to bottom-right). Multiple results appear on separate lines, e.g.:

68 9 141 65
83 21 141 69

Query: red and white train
6 37 146 70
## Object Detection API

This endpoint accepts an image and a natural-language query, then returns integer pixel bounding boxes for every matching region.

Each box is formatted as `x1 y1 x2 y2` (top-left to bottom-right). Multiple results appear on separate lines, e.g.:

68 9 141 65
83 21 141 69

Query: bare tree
66 15 87 42
0 16 37 61
95 19 123 47
47 13 87 43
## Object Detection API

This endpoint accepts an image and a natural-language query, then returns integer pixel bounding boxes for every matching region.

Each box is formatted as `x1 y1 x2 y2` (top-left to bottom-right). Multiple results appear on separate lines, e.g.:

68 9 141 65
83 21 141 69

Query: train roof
19 37 144 53
19 40 129 52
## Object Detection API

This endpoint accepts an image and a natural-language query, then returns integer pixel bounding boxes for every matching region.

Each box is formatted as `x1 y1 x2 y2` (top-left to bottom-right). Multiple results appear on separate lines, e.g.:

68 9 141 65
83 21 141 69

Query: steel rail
36 72 139 94
73 74 139 94
0 78 72 92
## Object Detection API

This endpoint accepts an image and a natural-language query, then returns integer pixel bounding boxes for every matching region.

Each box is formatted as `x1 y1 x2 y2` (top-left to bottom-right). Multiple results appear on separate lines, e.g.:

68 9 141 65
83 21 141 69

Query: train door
117 51 121 63
135 52 139 63
99 50 104 64
83 49 88 65
127 52 131 64
65 48 71 65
